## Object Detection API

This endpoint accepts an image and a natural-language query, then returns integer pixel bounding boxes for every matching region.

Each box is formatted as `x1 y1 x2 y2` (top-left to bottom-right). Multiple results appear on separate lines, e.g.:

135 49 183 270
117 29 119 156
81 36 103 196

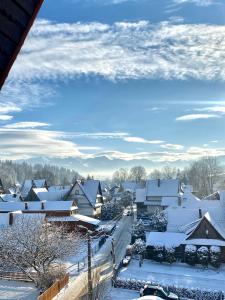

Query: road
57 215 132 300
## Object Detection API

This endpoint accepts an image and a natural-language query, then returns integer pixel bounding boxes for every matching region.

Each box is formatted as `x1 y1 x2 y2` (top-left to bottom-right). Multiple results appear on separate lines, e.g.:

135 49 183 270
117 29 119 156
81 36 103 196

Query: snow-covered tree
197 246 209 267
133 239 146 255
210 246 221 268
131 220 145 243
0 216 83 289
101 202 122 220
153 245 164 263
165 246 176 264
149 209 167 232
185 245 197 266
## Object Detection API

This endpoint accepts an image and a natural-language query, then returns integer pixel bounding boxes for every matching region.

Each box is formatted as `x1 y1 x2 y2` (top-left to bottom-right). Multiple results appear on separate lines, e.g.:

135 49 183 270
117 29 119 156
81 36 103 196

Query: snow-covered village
1 0 225 300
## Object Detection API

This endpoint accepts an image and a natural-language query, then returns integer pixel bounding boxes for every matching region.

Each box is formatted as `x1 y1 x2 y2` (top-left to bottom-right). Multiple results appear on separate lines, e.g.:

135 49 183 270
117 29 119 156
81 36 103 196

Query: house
0 193 23 202
65 180 103 217
20 179 48 199
122 181 143 201
135 179 182 216
48 214 101 232
26 186 70 202
146 212 225 262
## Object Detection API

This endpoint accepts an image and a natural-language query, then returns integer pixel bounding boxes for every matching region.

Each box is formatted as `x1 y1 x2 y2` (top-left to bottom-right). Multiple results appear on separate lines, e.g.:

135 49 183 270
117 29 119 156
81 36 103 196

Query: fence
37 274 69 300
0 271 36 282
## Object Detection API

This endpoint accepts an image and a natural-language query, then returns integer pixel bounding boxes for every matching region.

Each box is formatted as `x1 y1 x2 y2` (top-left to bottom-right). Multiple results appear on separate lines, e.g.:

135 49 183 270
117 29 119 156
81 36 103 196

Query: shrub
185 245 197 266
133 238 146 255
152 245 164 262
210 246 221 269
165 246 176 264
197 246 209 267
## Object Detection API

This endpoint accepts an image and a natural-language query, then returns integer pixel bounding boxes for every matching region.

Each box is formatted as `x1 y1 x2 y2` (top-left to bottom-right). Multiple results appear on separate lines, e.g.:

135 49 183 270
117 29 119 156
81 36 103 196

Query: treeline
112 157 225 198
0 160 81 190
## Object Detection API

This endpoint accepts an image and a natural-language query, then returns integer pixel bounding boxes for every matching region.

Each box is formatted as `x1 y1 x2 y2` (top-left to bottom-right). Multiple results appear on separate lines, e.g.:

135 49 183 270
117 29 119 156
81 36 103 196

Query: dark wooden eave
0 0 44 89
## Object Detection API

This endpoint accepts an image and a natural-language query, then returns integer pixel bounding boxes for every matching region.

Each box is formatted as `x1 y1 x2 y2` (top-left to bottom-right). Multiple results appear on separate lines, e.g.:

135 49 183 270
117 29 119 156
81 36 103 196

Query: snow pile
210 246 221 269
115 278 224 300
185 245 197 266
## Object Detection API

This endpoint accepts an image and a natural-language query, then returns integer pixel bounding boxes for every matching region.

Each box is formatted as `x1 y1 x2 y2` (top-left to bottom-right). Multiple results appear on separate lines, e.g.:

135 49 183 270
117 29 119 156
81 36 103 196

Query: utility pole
87 232 93 300
111 238 116 285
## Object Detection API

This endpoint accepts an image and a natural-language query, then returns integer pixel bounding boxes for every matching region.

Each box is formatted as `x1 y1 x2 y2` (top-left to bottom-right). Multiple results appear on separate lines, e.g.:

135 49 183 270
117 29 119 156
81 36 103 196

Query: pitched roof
122 181 141 193
146 179 180 197
0 201 77 212
0 193 22 202
0 0 44 88
187 212 225 241
48 214 100 226
135 188 146 203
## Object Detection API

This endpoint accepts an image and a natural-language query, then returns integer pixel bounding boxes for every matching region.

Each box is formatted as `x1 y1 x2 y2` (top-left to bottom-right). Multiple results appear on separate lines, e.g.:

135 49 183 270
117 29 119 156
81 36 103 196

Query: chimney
9 213 13 225
199 208 202 219
81 178 85 185
41 202 44 210
157 179 160 187
24 202 28 210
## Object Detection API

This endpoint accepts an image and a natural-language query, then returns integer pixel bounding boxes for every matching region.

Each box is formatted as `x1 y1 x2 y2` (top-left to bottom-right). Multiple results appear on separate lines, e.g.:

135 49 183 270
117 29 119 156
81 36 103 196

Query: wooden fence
0 271 36 282
38 274 69 300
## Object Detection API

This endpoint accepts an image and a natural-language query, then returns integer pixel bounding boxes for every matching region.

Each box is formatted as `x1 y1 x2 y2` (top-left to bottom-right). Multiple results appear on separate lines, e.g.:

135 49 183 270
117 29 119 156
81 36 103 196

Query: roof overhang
0 0 44 89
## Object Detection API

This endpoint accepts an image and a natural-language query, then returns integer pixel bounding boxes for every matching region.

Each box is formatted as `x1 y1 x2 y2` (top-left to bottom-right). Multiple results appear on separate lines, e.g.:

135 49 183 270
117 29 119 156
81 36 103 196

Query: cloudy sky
1 0 225 173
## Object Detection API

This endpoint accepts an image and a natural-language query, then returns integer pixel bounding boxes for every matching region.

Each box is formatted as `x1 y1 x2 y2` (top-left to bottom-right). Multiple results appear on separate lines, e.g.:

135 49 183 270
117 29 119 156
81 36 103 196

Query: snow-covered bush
131 220 146 244
165 246 176 264
115 278 224 300
210 246 221 269
101 202 122 220
133 238 146 255
152 245 164 262
126 244 133 256
149 209 167 232
197 246 209 267
185 245 197 266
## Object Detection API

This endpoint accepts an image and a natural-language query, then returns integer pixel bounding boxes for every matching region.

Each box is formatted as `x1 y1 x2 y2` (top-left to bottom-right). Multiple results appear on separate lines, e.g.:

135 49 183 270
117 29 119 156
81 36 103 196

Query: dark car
140 285 179 300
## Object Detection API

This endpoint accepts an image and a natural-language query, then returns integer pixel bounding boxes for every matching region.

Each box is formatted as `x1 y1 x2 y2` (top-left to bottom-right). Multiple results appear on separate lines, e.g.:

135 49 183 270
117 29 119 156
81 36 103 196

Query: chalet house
65 180 103 217
135 179 182 216
20 179 48 199
146 212 225 262
0 193 23 202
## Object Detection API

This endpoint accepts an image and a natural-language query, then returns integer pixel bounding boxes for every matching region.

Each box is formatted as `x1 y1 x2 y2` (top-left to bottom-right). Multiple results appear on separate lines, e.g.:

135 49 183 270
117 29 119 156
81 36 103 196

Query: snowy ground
119 259 225 292
0 280 39 300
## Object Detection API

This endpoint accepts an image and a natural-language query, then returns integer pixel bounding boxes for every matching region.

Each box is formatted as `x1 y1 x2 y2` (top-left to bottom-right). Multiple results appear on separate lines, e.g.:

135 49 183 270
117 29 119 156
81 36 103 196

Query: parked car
140 285 179 300
122 255 131 266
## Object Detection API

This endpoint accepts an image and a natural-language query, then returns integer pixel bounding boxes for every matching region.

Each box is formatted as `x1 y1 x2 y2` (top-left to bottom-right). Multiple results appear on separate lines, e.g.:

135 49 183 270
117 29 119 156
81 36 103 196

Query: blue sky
1 0 225 175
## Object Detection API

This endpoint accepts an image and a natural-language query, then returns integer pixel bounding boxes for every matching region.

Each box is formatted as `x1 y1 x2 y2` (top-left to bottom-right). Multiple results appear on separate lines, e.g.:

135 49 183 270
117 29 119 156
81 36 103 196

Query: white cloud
149 107 167 112
4 122 51 129
210 140 218 143
123 137 164 144
173 0 216 6
194 106 225 114
70 132 129 139
0 115 13 121
160 143 184 150
0 128 82 159
175 114 221 121
8 19 225 82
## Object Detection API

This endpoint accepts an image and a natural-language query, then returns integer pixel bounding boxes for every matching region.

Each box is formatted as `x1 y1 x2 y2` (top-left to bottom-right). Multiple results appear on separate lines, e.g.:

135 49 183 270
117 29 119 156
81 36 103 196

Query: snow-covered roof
166 207 200 232
122 181 141 193
146 179 180 197
33 188 70 202
21 179 47 196
135 188 146 203
48 185 71 192
33 188 48 194
48 214 100 226
161 197 178 207
33 179 47 188
146 231 186 248
0 194 22 202
182 239 225 247
0 201 77 212
187 212 225 241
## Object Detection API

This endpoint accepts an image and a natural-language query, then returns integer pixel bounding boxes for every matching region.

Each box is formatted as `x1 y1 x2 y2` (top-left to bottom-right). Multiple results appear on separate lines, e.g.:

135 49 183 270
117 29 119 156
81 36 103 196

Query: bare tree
0 216 83 289
129 166 146 183
186 157 223 197
149 169 162 179
112 168 129 184
162 166 177 179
